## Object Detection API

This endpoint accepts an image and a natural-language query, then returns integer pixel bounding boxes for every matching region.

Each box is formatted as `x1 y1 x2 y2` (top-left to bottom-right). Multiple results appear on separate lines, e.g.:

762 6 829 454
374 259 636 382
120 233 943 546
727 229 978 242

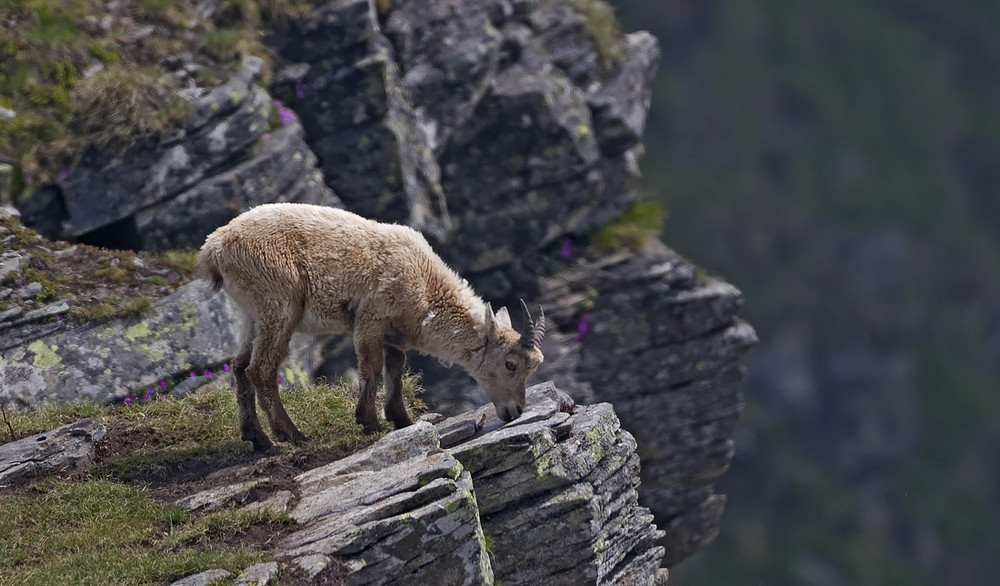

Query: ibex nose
497 402 525 423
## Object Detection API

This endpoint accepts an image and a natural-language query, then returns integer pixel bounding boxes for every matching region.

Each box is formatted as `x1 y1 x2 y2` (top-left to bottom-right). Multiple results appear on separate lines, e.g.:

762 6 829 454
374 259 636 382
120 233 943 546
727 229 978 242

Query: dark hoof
246 435 273 452
275 428 308 445
357 418 382 434
390 417 414 430
356 410 382 434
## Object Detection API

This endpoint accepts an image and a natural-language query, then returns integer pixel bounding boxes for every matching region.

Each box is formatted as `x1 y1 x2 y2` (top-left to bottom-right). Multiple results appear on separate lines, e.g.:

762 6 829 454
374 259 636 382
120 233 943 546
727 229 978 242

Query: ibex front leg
384 346 413 430
354 324 386 434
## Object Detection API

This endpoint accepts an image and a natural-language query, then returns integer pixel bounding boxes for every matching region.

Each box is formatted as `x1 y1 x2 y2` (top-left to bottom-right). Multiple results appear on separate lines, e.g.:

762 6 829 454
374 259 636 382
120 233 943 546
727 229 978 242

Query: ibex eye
505 361 517 371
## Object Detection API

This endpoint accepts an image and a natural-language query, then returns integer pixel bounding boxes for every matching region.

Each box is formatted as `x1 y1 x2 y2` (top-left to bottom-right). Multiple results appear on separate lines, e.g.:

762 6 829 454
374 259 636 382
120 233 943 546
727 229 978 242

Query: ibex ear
495 306 512 329
482 302 495 336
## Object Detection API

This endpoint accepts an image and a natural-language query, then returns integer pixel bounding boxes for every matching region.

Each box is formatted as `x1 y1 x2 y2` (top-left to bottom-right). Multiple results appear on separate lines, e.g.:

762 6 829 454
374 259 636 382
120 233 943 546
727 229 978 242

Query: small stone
0 307 23 322
0 419 107 484
0 252 28 281
174 478 267 512
417 412 446 424
20 282 42 298
168 569 232 586
18 300 69 324
234 562 280 586
289 554 331 580
242 490 293 515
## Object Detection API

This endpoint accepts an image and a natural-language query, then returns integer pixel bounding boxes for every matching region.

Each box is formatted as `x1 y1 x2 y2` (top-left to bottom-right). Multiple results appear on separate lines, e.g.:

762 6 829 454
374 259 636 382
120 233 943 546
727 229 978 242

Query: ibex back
197 203 545 451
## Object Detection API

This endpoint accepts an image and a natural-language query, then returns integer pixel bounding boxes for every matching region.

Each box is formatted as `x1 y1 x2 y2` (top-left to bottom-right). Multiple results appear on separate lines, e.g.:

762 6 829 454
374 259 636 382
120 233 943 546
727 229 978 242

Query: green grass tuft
589 200 665 252
569 0 624 67
71 64 185 152
159 249 200 276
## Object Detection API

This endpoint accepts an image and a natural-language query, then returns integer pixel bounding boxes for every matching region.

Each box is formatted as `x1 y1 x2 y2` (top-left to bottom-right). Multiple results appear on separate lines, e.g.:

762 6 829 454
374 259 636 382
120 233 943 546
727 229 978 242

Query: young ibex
197 203 546 451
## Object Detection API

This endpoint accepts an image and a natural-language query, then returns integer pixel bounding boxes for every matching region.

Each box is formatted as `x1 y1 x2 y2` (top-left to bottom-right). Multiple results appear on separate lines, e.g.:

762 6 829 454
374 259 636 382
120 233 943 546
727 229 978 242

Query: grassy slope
0 377 423 585
619 0 1000 583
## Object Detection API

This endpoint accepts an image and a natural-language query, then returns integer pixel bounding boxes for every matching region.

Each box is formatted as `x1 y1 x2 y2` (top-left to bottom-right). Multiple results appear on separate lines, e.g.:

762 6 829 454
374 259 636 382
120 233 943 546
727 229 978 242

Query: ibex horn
533 306 546 347
519 299 546 349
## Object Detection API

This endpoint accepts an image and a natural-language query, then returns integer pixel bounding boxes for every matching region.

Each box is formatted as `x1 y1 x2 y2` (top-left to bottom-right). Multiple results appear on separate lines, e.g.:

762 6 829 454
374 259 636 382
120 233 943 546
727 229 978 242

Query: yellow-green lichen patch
282 363 313 386
144 340 168 363
445 459 464 481
28 340 62 369
444 495 466 514
125 321 152 342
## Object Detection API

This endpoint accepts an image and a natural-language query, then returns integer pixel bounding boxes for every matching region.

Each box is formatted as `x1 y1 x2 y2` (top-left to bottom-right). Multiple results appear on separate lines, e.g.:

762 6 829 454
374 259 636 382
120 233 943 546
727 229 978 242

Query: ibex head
476 299 546 422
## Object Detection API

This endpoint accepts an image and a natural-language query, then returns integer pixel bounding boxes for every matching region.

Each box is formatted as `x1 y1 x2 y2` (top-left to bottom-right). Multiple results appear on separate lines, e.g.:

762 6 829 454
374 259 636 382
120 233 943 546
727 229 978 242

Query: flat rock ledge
279 421 493 586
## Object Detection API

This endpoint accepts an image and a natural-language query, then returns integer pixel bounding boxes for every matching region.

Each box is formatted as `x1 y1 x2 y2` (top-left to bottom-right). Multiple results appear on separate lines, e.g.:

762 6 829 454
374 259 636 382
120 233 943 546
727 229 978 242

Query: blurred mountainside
615 0 1000 584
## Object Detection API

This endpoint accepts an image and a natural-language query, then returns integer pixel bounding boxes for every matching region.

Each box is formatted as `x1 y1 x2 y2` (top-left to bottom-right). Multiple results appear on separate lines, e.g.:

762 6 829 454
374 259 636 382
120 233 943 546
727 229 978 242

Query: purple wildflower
296 77 305 99
223 363 230 372
274 100 296 125
575 312 591 342
24 173 33 185
124 396 133 404
204 369 212 377
56 315 61 321
560 238 572 260
277 375 284 384
159 380 167 388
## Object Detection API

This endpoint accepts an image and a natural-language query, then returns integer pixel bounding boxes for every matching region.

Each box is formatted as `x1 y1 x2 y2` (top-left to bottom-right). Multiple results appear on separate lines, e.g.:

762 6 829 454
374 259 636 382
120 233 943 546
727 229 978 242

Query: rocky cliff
1 0 754 575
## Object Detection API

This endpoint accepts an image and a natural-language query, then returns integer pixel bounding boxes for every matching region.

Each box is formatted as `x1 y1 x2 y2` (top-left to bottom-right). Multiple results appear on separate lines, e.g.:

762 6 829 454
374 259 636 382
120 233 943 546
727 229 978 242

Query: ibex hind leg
248 311 307 445
234 316 272 451
384 346 413 429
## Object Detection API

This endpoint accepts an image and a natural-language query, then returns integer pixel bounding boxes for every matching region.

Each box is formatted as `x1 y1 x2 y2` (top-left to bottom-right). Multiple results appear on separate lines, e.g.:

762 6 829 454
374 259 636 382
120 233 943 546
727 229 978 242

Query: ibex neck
417 296 488 372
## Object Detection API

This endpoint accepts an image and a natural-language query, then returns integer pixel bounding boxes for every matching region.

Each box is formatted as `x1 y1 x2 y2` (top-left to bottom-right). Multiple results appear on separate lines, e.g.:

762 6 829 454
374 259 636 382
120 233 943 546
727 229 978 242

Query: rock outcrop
161 383 666 585
438 382 667 585
539 244 756 565
17 57 341 251
0 281 320 408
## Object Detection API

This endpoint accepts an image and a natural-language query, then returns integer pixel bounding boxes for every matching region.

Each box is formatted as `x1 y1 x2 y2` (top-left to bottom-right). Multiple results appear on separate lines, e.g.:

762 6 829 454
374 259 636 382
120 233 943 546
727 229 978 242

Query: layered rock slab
437 382 668 586
279 422 493 586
